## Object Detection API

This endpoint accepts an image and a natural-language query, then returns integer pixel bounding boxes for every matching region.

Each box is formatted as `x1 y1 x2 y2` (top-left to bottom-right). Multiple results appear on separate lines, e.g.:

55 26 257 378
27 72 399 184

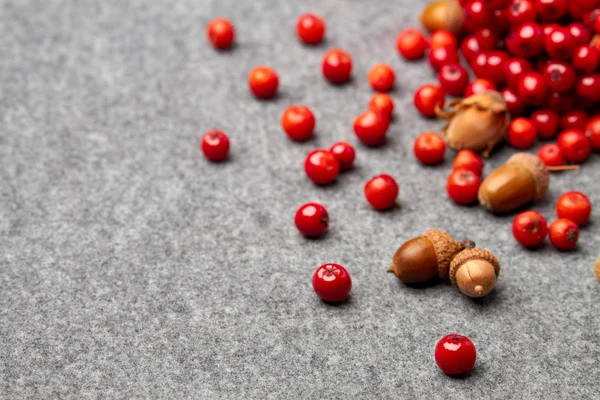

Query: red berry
595 13 600 33
556 191 592 226
576 74 600 102
471 51 509 85
460 35 483 61
518 72 548 106
584 8 600 30
572 45 600 73
504 58 534 90
428 46 460 72
531 109 560 139
353 110 390 146
453 150 484 176
304 149 340 185
465 78 497 97
201 130 230 162
414 84 446 118
545 28 575 61
557 129 591 162
568 23 592 46
438 64 469 96
396 29 428 60
508 118 537 149
538 143 565 166
430 30 458 50
574 0 600 10
490 8 511 35
542 23 561 38
368 64 395 92
281 105 315 141
502 87 527 116
543 62 576 93
322 49 352 84
296 13 326 45
435 334 477 376
506 22 544 58
549 218 579 250
508 0 538 26
312 264 352 303
464 1 491 31
570 2 588 19
207 18 235 50
369 93 394 117
414 132 446 165
329 141 356 171
248 66 279 99
536 0 569 21
512 211 549 247
294 203 329 237
364 174 399 210
584 116 600 150
475 29 499 49
446 169 481 205
561 110 588 131
545 91 575 114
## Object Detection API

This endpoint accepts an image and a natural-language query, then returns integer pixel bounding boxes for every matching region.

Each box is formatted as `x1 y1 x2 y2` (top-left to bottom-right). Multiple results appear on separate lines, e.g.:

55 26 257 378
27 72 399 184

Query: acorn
478 152 579 213
595 257 600 284
420 0 464 35
436 91 509 158
450 248 500 298
388 229 470 284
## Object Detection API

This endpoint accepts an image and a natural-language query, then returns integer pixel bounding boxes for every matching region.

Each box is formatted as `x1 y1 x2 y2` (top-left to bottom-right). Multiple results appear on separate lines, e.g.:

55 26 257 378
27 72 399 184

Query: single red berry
536 0 569 21
545 28 575 61
545 91 575 114
312 264 352 303
538 143 565 166
369 93 394 117
294 203 329 237
428 46 460 72
572 45 600 73
464 0 491 31
322 49 352 84
549 218 580 250
296 13 326 45
576 74 600 102
368 63 395 92
414 84 446 118
502 87 527 116
561 110 588 131
531 109 560 139
201 129 230 162
556 191 592 226
474 29 499 49
446 169 481 205
508 118 537 149
453 150 484 176
570 2 588 20
281 105 315 141
364 174 399 210
505 22 544 58
438 64 469 96
248 66 279 99
353 110 390 146
329 141 356 171
584 116 600 151
430 30 458 50
543 62 576 93
464 78 497 97
414 132 446 165
396 29 428 60
460 35 483 62
490 8 511 35
304 149 340 185
471 51 509 85
583 8 600 31
504 58 534 90
508 0 538 26
569 23 592 46
207 18 235 50
512 211 549 247
435 334 477 376
518 72 548 105
557 129 591 162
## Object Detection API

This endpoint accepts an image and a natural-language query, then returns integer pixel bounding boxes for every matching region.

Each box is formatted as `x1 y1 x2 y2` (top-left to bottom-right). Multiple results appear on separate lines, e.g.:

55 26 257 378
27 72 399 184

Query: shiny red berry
414 84 446 118
201 130 230 162
512 211 548 247
576 74 600 102
518 72 548 105
248 66 279 99
504 58 534 90
502 87 527 116
435 334 477 376
312 264 352 303
531 109 560 139
430 30 458 50
549 218 579 250
509 0 538 25
369 93 394 117
438 64 469 96
545 28 575 61
396 29 428 60
329 141 356 171
364 174 399 210
304 149 340 185
428 46 460 72
557 129 591 162
414 132 446 165
506 22 544 58
568 23 592 46
464 0 491 31
536 0 569 21
281 105 315 141
543 62 576 93
353 110 390 146
368 63 395 92
471 51 509 85
296 13 326 45
465 78 497 97
453 150 484 176
561 110 588 131
538 143 565 166
322 49 352 84
584 116 600 151
460 35 483 61
556 191 592 226
295 203 329 237
207 18 235 50
475 29 499 49
542 23 561 38
447 169 481 205
572 45 600 73
508 117 537 149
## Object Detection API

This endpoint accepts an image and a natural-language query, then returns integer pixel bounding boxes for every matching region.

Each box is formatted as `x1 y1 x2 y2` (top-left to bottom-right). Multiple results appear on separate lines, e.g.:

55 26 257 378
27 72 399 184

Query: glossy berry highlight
296 13 326 45
512 211 548 247
414 132 446 165
281 105 315 141
207 18 235 50
435 334 477 376
304 149 340 185
201 129 230 162
248 66 279 99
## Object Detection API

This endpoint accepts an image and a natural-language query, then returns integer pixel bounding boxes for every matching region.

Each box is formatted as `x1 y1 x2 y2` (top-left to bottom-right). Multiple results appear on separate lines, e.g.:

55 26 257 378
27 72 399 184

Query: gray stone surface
1 0 599 398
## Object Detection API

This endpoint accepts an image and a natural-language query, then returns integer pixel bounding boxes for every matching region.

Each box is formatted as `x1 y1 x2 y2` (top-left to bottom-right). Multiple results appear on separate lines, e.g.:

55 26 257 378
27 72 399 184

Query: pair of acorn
388 229 499 298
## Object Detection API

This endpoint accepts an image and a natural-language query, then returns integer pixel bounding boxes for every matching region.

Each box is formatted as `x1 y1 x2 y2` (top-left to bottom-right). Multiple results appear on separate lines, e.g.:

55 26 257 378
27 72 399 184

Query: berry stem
547 165 580 171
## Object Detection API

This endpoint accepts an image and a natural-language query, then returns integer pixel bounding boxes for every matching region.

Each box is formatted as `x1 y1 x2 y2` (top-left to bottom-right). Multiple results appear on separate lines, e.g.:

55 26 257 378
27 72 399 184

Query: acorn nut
450 248 500 298
420 0 465 35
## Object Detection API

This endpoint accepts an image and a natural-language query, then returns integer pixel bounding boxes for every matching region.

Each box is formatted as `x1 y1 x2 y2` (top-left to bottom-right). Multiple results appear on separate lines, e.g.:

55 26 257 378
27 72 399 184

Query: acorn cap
449 248 500 286
506 153 549 201
424 228 465 280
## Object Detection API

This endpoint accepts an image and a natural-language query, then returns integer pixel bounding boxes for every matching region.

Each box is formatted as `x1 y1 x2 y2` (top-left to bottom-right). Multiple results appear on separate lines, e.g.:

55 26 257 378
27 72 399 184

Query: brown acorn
450 248 500 298
388 229 469 283
436 91 509 158
420 0 465 35
595 257 600 284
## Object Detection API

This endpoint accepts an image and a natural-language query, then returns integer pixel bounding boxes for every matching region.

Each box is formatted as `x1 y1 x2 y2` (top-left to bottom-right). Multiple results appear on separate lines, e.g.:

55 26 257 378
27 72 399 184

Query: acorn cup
450 248 500 298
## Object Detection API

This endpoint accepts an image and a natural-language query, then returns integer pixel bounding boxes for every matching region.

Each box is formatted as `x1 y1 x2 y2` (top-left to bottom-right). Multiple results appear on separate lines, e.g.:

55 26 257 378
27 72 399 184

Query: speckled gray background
1 0 599 399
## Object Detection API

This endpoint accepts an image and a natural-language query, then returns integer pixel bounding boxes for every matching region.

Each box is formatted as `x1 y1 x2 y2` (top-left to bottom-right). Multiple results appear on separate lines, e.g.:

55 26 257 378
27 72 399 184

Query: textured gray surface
1 0 599 398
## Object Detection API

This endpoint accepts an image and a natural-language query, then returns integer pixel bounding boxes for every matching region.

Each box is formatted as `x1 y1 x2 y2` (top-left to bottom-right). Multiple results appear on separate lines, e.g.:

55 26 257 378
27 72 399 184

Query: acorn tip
474 285 483 295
